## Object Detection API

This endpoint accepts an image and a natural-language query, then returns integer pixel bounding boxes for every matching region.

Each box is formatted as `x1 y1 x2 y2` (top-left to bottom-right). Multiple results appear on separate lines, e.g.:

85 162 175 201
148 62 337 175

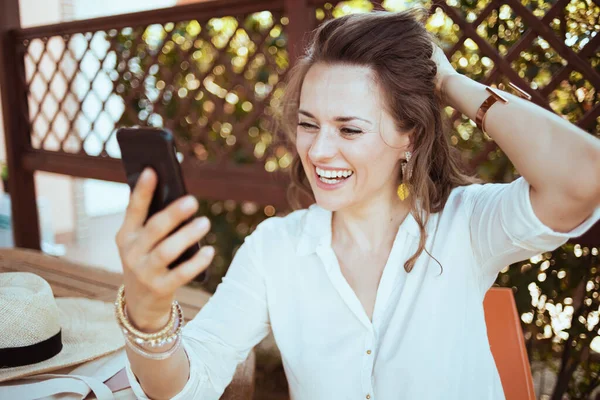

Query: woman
114 8 600 400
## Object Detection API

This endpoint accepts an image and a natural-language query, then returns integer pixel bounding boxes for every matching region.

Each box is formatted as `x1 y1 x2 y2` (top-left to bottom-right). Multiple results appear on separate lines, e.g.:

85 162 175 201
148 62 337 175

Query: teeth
316 167 353 179
319 176 341 184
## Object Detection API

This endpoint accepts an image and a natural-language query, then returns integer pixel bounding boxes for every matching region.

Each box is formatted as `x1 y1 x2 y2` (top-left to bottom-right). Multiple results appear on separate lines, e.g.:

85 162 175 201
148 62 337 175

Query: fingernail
195 217 208 228
202 246 215 256
141 168 151 180
181 196 197 210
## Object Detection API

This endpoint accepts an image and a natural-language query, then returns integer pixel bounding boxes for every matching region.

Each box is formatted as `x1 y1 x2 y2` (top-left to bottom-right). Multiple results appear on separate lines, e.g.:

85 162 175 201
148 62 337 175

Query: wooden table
0 248 255 399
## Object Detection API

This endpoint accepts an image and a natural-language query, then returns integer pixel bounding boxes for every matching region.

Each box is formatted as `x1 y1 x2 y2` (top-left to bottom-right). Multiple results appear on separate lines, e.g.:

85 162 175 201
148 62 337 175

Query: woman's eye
297 122 361 136
298 122 318 130
341 128 363 135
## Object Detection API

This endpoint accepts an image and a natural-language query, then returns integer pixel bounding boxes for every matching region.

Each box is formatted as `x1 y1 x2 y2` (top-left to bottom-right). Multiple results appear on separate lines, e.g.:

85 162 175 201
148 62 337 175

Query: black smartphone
116 127 208 282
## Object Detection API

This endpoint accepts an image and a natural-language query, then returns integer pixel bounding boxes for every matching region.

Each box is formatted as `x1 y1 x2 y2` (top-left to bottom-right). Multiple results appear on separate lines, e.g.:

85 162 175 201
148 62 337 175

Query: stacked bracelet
115 285 179 339
124 304 184 347
114 284 186 359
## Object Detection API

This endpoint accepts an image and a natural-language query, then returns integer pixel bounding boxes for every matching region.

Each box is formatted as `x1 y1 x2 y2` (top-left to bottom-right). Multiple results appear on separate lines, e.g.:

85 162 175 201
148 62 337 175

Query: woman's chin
313 195 348 212
309 178 355 211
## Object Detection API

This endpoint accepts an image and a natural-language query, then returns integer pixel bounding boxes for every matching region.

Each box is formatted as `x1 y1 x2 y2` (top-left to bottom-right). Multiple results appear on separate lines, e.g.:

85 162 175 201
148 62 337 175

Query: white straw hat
0 272 125 383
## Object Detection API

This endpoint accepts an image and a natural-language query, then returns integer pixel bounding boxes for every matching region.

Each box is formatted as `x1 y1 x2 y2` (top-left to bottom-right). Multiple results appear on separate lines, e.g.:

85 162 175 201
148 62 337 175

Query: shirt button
366 395 371 399
366 350 372 355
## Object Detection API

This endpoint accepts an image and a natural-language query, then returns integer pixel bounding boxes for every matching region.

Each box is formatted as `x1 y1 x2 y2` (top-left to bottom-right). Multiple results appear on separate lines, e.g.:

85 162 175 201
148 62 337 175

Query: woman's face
296 63 411 211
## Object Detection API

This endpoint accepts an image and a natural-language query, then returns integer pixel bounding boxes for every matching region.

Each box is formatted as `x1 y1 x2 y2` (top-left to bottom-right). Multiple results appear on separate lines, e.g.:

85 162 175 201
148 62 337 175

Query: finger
120 167 157 234
160 245 215 293
135 194 199 254
145 216 210 272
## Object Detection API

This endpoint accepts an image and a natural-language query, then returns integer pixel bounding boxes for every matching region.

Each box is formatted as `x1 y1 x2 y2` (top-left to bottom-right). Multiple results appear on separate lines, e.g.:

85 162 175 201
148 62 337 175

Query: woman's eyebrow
298 109 372 125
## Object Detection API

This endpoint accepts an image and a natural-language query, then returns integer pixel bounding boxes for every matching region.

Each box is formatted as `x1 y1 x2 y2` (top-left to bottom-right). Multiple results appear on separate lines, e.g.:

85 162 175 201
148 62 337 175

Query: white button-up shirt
126 177 600 399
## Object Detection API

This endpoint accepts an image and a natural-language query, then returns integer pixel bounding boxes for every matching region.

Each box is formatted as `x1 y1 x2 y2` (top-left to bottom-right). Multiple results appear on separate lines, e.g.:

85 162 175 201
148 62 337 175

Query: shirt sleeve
124 222 271 399
462 176 600 296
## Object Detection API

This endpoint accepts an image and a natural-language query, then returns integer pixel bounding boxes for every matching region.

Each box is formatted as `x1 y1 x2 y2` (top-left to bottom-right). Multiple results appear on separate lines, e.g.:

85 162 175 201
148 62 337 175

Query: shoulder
447 182 492 203
437 179 534 233
448 179 526 212
433 182 506 227
440 183 477 215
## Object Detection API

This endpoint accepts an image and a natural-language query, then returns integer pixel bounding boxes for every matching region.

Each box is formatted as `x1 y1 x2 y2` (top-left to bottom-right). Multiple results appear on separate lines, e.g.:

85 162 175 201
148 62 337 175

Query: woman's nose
308 128 338 161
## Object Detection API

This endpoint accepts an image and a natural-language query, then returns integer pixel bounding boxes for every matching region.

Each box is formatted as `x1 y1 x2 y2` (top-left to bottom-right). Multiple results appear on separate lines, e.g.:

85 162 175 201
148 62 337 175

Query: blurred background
0 0 598 399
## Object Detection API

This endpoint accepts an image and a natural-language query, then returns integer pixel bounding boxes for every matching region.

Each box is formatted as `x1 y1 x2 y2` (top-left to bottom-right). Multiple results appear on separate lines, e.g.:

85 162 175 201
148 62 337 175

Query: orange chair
484 287 536 400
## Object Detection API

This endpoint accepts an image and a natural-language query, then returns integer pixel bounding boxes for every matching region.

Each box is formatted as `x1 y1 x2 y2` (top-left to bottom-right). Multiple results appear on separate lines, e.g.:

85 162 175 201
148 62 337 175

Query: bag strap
0 374 114 400
0 349 126 400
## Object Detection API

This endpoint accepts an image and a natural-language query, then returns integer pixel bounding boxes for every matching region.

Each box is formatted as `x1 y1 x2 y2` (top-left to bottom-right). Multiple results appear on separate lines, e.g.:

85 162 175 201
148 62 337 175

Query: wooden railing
0 0 598 250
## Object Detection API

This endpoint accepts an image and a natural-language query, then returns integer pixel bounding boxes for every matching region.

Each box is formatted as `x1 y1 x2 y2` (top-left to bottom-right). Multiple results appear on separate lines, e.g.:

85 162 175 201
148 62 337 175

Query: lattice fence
2 1 599 398
17 3 292 207
2 0 599 246
15 0 600 184
23 12 290 167
2 0 600 260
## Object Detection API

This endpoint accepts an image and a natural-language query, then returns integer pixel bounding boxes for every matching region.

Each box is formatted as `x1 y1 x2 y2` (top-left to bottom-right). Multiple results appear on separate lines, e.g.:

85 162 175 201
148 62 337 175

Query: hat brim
0 298 124 383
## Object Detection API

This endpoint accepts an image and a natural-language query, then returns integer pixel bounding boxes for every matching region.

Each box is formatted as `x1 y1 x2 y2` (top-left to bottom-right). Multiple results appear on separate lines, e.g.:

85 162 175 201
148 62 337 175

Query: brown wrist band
475 83 532 136
475 86 508 136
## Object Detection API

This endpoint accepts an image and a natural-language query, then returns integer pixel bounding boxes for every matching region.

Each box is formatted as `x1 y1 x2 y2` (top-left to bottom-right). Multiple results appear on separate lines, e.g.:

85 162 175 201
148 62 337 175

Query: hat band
0 330 63 368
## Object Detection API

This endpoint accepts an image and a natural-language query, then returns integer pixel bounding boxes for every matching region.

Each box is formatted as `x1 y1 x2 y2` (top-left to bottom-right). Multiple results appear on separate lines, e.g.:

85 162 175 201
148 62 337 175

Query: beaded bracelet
124 303 185 347
114 284 180 340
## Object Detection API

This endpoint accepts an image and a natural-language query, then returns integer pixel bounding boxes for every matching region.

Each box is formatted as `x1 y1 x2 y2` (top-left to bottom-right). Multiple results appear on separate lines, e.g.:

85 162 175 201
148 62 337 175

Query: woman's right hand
115 167 215 332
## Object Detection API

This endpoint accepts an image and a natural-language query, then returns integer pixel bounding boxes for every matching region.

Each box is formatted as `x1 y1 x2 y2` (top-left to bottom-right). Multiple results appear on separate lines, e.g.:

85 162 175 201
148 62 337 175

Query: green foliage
1 163 8 181
190 199 275 294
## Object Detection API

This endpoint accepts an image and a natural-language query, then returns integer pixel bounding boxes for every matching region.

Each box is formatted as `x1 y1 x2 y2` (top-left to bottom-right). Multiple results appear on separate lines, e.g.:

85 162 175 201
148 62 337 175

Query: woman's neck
331 191 411 253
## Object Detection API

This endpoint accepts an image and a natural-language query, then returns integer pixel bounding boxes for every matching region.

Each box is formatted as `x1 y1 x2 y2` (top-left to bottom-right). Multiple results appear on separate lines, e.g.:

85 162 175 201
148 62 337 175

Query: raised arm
438 59 600 231
430 44 600 296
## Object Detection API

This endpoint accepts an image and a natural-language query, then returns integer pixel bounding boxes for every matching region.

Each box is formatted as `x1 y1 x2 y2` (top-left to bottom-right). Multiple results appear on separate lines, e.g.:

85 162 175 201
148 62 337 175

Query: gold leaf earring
397 151 412 201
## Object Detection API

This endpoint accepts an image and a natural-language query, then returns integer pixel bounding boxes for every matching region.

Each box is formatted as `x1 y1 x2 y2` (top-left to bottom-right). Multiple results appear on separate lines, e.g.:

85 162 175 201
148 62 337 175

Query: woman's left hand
431 42 460 105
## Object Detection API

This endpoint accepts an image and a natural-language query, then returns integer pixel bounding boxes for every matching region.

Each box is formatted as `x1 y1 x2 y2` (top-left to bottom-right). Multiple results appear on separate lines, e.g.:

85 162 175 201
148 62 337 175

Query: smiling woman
279 8 479 273
120 6 600 400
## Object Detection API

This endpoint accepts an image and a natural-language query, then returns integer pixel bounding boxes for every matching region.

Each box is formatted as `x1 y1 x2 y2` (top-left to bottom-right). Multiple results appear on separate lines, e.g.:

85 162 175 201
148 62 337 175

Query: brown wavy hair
277 7 480 273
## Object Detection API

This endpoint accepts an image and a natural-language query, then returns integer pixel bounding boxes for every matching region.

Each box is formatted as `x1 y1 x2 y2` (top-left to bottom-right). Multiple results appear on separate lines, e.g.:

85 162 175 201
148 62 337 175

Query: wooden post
284 0 314 67
0 0 42 250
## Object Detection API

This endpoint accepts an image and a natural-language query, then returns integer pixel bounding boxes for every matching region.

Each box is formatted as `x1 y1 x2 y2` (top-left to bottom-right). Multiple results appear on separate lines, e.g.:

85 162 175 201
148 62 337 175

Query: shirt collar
296 203 422 257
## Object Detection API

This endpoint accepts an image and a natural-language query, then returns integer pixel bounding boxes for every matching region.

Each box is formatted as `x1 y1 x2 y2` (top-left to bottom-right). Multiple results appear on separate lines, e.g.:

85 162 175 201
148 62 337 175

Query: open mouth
315 166 354 185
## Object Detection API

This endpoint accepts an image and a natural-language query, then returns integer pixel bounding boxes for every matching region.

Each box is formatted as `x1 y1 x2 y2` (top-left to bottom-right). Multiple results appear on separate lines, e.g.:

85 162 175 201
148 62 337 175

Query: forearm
444 74 600 199
126 342 191 399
